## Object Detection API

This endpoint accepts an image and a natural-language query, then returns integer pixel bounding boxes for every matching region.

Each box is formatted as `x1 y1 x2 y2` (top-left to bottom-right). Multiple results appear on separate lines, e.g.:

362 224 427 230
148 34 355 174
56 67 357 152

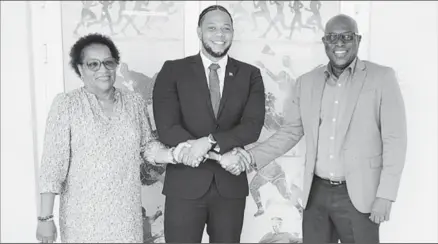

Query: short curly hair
69 33 121 77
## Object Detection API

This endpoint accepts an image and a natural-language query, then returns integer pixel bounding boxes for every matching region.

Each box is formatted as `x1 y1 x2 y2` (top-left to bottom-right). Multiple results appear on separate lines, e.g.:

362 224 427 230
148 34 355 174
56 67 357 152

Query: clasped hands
172 137 253 175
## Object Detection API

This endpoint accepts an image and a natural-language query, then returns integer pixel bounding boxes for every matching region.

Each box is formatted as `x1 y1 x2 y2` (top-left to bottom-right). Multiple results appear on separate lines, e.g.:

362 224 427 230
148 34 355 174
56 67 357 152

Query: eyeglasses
82 58 118 72
322 32 360 44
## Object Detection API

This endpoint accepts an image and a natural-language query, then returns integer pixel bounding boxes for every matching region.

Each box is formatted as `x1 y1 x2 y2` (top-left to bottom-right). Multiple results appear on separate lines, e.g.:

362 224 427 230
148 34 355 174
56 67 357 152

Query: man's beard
202 39 231 58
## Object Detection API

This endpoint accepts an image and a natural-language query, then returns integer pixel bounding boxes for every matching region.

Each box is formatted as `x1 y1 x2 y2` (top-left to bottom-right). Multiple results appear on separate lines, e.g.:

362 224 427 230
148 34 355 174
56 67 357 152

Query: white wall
367 1 438 243
0 1 39 242
1 1 65 242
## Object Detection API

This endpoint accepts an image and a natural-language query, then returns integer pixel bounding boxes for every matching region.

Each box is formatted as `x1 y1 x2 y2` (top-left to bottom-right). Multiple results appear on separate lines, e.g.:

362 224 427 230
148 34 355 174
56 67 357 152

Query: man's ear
196 27 202 40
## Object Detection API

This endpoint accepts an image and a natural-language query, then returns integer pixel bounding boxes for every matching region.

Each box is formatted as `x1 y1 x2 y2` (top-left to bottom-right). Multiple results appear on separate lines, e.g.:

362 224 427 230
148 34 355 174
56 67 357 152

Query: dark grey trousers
303 176 380 243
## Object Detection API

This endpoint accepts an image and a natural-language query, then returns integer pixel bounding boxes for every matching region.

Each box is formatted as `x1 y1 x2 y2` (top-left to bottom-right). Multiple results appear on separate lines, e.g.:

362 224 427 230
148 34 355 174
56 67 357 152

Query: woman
35 33 185 243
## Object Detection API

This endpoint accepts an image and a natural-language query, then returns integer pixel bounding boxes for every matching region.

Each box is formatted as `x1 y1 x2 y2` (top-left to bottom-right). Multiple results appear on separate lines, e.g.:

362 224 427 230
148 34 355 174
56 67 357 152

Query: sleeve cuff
213 145 221 153
375 176 399 202
39 182 62 195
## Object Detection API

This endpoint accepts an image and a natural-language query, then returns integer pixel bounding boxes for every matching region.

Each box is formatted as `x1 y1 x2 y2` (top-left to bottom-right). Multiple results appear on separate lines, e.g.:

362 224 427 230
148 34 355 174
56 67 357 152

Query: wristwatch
207 134 217 147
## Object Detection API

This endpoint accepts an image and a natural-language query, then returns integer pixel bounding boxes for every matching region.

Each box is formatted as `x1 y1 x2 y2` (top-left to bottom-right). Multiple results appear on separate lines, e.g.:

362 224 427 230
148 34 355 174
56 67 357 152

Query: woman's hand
173 142 191 163
36 220 57 243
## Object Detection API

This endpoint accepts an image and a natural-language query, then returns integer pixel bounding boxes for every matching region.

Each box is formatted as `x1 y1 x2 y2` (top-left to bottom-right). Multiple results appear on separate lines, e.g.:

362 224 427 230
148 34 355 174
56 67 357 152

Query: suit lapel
337 59 367 144
310 70 327 149
190 53 216 120
217 57 239 119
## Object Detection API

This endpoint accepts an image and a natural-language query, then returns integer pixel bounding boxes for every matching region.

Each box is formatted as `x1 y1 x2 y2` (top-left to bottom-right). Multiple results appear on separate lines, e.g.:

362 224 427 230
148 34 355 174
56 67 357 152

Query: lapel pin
229 72 233 76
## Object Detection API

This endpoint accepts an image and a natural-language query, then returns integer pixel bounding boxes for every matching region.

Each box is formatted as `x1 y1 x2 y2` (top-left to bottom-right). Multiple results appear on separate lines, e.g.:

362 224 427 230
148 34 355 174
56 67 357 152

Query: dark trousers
303 176 380 243
164 179 246 243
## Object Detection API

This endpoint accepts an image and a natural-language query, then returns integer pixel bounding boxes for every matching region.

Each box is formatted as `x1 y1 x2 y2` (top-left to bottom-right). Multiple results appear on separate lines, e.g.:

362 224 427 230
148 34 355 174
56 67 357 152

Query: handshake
171 136 254 176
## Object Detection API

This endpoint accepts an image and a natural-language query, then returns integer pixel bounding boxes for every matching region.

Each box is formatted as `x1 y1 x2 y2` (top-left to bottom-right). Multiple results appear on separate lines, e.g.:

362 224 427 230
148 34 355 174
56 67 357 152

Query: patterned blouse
39 87 165 242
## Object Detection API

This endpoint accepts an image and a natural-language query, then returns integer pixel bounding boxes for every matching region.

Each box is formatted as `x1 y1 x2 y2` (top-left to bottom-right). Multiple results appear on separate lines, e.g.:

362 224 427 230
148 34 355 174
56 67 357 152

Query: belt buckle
329 180 343 186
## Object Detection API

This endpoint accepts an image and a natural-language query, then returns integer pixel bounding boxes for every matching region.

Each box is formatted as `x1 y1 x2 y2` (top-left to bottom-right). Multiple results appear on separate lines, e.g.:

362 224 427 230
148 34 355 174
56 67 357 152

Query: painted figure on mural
245 119 303 219
305 0 325 34
219 0 327 41
142 207 164 243
118 62 158 102
260 1 288 38
73 1 99 35
255 60 296 93
246 44 305 220
264 92 283 131
251 0 273 31
257 44 299 95
117 1 148 36
287 0 313 40
71 1 182 39
142 1 179 31
258 217 302 243
98 1 116 35
229 0 250 26
249 159 303 218
115 1 127 25
135 0 151 12
281 55 299 80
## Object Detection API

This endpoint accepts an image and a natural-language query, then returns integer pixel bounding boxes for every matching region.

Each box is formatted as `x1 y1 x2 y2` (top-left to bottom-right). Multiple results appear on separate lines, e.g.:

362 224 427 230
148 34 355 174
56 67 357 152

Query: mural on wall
217 1 340 242
61 1 340 243
60 1 185 243
61 0 184 94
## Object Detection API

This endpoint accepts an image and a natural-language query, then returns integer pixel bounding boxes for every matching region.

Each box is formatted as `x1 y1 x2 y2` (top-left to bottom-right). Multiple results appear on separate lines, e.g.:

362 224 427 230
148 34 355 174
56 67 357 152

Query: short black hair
198 5 233 27
69 33 120 77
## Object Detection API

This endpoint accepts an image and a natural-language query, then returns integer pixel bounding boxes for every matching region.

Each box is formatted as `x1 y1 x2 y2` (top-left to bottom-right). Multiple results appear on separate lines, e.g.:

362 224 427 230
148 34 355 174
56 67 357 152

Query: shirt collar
324 57 358 79
200 51 228 71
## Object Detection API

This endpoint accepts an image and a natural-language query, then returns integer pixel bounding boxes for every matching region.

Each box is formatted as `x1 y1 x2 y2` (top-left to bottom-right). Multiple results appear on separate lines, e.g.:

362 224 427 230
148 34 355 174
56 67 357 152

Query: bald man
230 14 407 243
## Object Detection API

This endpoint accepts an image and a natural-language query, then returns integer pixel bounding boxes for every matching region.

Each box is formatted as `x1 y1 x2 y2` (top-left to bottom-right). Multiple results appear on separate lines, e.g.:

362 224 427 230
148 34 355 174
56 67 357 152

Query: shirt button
338 83 342 87
334 101 339 104
332 118 336 122
329 155 334 159
330 136 334 140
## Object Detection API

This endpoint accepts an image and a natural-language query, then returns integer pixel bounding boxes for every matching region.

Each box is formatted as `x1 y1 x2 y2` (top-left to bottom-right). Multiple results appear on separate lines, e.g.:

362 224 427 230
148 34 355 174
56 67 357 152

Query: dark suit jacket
153 53 265 199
